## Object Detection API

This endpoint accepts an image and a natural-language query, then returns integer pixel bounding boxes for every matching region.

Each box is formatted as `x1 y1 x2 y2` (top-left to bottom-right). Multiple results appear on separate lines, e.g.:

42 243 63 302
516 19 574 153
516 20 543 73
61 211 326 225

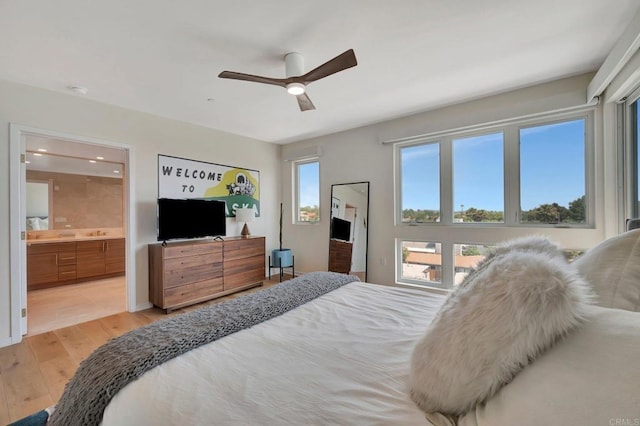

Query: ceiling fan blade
302 49 357 83
218 71 287 88
296 93 316 111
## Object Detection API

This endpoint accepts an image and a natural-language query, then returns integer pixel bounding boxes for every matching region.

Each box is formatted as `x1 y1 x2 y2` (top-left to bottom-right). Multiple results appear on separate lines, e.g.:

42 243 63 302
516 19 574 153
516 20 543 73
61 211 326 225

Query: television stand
149 236 265 312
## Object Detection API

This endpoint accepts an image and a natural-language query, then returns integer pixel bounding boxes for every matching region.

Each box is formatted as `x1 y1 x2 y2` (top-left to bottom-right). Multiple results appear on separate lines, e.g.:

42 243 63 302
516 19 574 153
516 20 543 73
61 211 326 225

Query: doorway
9 124 136 343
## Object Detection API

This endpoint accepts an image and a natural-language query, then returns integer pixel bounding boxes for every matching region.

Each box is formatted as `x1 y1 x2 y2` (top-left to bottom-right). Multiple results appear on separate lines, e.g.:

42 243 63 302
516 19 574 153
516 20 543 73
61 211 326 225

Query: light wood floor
0 276 285 424
27 276 127 336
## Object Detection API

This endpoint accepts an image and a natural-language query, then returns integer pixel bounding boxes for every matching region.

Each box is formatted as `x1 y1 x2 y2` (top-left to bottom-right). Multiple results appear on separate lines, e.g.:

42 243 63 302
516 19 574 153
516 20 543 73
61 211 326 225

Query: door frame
9 123 137 343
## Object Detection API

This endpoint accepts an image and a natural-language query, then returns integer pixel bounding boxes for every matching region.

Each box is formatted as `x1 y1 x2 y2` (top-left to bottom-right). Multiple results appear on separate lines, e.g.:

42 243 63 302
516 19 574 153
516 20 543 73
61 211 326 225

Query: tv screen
331 217 351 241
157 198 226 241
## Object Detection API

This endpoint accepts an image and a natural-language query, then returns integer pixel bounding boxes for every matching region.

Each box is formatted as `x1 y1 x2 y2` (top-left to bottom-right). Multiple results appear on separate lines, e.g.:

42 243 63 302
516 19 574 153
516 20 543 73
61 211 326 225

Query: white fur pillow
409 236 593 416
573 229 640 311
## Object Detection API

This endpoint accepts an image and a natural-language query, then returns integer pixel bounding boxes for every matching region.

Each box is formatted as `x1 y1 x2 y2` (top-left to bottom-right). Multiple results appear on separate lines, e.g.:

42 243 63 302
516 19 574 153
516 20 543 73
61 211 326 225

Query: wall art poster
158 154 260 217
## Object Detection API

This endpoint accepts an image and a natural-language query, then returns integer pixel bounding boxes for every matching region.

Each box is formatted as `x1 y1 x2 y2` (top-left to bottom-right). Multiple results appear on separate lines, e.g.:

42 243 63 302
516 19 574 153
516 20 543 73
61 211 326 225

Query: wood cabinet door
27 253 59 287
76 240 106 278
105 238 126 274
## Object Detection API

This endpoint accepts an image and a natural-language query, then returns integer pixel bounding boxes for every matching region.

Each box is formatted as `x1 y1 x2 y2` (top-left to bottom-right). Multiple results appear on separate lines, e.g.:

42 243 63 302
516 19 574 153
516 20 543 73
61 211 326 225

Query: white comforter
102 282 446 425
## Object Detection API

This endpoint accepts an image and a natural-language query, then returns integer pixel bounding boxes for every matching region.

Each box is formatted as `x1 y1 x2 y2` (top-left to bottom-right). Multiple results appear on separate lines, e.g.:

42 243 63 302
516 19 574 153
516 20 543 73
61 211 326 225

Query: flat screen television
331 217 351 242
157 198 226 241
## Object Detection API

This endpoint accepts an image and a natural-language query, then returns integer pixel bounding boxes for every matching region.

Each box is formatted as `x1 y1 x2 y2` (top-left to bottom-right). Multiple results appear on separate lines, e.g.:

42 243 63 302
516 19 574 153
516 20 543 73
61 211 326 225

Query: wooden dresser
328 239 353 274
148 236 265 312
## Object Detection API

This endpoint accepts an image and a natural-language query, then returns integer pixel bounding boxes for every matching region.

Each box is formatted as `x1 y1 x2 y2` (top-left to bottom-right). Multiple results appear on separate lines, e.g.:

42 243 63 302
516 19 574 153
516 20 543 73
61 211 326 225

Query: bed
45 232 640 426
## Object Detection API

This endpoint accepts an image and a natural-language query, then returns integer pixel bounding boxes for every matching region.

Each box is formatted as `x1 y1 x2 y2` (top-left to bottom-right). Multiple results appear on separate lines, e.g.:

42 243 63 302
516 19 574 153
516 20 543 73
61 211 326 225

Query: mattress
101 281 446 425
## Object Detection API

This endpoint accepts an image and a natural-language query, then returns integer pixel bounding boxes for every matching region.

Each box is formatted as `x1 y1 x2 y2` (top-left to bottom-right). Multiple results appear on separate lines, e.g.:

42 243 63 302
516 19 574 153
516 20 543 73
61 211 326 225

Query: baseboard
0 336 16 349
135 301 153 312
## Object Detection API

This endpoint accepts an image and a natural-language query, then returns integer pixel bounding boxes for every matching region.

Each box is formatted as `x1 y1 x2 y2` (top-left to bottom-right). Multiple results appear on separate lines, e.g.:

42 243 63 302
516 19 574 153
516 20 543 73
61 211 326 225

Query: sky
299 161 320 208
402 119 586 212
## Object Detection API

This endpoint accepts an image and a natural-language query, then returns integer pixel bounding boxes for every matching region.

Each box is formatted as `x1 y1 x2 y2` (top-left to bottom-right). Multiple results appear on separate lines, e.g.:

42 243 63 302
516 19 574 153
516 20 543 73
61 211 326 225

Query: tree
522 203 558 223
402 246 409 262
567 195 585 223
461 207 503 223
521 196 584 224
403 195 585 225
462 245 481 256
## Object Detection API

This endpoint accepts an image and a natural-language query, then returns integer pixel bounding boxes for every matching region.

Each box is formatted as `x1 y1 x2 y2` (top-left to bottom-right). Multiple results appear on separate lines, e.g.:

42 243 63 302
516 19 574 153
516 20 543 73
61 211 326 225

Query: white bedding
102 281 446 425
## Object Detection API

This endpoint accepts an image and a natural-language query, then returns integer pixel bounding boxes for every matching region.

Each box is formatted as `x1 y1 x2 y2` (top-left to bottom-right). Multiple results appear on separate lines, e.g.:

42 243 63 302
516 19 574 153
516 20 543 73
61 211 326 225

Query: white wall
0 79 280 345
281 73 616 285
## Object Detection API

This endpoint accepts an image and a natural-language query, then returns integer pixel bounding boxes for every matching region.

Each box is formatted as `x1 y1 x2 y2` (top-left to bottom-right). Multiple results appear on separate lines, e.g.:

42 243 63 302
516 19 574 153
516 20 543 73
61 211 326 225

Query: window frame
395 109 595 228
394 108 596 289
621 87 640 224
293 158 320 225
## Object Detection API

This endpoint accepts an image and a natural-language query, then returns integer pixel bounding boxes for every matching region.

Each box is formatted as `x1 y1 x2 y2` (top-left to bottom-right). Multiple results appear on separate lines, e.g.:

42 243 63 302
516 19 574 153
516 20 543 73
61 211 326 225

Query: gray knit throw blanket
48 271 359 426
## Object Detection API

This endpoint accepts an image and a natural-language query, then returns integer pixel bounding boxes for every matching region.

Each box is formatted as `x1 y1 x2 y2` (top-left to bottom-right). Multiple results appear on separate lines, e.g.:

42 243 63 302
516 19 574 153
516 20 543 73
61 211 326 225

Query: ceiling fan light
286 82 305 95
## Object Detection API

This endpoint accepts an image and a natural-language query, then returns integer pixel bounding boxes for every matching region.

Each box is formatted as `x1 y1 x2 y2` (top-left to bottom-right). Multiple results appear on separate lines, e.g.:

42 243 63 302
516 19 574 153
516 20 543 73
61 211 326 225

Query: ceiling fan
218 49 357 111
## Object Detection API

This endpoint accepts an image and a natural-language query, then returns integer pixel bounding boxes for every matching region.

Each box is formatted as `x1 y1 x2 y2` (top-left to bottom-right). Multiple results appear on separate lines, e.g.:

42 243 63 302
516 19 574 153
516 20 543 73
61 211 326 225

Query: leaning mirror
328 182 369 281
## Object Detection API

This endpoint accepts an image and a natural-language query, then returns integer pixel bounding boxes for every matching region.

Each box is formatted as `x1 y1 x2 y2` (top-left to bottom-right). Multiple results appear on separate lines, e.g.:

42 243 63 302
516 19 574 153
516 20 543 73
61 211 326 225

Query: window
401 241 442 285
452 243 490 284
453 133 504 223
520 119 586 224
397 113 591 228
395 109 594 289
636 103 639 217
400 240 491 288
294 160 319 223
400 143 440 223
623 94 640 220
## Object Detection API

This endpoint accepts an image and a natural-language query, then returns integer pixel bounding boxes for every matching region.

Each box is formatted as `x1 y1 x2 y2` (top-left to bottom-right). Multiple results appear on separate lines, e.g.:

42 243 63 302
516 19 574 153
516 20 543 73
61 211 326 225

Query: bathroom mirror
328 182 369 281
25 151 124 230
26 180 53 230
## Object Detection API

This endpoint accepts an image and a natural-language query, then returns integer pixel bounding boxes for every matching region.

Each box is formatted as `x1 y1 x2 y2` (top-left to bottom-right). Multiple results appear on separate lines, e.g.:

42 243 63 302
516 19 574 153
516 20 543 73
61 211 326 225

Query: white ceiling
2 1 639 144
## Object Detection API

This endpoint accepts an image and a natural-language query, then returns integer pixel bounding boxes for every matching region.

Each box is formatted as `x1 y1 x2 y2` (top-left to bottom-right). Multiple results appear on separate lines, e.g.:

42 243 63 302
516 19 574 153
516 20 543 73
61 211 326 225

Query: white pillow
573 229 640 311
409 236 593 416
458 307 640 426
27 217 40 230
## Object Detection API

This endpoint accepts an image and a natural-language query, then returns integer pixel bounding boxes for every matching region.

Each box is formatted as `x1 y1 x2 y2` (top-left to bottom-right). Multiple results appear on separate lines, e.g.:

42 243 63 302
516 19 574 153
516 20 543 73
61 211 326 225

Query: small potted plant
272 202 293 268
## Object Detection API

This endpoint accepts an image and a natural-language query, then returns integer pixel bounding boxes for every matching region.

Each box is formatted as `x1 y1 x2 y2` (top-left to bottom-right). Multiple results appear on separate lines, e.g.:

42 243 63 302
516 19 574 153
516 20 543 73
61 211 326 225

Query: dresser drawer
58 251 77 266
164 242 222 259
164 252 222 270
223 238 264 261
28 242 76 254
164 262 224 288
58 265 77 281
223 255 265 290
165 278 224 307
